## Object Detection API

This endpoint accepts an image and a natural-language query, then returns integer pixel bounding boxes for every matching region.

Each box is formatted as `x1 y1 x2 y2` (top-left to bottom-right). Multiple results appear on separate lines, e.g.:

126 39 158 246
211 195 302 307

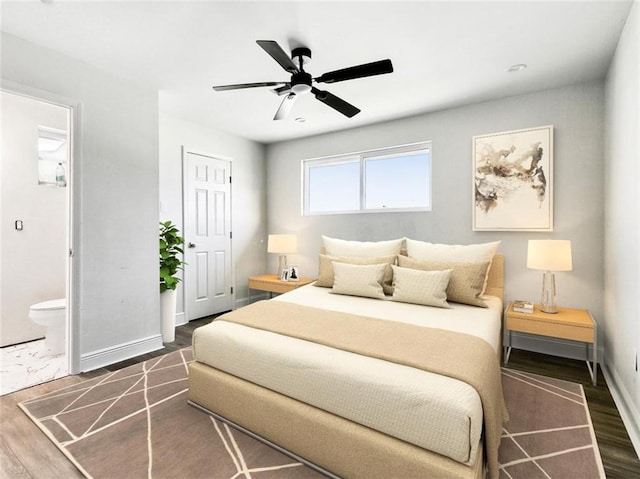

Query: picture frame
288 266 300 282
280 269 289 282
473 125 553 232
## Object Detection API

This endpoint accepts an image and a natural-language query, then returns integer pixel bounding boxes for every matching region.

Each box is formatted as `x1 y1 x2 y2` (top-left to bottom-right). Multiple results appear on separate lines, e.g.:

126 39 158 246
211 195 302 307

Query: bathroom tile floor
0 339 68 396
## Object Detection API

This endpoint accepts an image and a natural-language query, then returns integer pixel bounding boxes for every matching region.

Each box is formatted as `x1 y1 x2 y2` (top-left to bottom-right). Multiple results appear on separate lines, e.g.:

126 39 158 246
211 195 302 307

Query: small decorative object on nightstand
288 265 300 282
248 274 314 301
512 300 534 313
504 302 598 385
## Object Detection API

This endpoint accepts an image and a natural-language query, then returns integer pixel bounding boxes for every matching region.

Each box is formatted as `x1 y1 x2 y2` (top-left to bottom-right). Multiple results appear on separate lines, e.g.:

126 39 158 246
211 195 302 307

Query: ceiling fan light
291 83 312 94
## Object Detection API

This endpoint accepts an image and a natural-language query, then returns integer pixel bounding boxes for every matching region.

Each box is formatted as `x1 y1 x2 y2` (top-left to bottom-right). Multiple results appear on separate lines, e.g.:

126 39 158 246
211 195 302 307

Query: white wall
159 113 267 315
0 91 67 346
267 81 605 359
604 0 640 453
1 33 161 371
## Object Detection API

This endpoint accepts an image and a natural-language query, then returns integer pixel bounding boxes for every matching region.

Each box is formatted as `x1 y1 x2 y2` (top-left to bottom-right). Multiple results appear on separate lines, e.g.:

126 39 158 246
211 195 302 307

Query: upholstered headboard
484 253 504 301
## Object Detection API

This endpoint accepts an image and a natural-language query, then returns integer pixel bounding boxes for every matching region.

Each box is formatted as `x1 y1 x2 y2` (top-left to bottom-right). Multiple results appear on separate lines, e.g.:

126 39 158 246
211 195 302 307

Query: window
303 142 431 215
37 126 68 185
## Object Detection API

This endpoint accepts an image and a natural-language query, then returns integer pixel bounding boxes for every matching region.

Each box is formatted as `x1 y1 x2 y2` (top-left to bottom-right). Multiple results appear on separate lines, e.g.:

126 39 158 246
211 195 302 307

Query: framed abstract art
473 125 553 231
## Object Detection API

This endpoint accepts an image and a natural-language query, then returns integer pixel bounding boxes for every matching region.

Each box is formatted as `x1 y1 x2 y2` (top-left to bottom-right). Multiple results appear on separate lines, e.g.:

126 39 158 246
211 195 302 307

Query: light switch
15 220 23 231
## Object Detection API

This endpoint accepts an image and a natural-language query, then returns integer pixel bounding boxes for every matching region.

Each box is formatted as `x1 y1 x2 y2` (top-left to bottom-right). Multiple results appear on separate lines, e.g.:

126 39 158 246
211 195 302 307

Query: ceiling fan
212 40 394 120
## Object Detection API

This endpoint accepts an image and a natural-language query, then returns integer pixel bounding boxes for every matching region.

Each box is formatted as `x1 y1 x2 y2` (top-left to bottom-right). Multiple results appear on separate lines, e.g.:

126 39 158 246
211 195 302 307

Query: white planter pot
160 289 177 343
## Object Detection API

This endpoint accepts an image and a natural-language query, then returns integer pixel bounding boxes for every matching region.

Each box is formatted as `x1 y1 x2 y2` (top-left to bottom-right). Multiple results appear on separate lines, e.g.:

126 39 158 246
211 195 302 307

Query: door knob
188 242 196 248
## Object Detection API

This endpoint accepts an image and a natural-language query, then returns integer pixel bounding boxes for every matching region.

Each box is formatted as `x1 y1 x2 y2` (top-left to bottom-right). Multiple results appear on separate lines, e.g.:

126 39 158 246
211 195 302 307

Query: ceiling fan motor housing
291 47 311 67
291 71 312 94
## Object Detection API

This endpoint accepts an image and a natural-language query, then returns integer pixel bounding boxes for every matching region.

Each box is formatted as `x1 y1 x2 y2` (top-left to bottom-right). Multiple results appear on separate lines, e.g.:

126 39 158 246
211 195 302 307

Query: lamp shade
267 234 298 254
527 240 572 271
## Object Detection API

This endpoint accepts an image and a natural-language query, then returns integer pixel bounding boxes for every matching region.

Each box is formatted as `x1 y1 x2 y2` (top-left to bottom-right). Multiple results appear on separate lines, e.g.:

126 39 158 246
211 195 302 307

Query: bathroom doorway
0 90 73 395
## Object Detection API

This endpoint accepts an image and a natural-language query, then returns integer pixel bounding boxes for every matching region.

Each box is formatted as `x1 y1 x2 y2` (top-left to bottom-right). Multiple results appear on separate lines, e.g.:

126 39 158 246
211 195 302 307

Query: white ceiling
1 1 633 144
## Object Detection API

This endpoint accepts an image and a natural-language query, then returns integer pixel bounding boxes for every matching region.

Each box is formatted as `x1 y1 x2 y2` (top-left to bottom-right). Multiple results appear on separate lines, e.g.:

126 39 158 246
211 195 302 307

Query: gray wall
159 113 267 313
2 33 160 371
266 81 605 357
604 0 640 451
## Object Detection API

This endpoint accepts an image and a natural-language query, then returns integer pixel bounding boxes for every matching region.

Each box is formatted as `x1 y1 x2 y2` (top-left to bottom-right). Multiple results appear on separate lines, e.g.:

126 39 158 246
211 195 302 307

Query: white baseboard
79 334 163 372
602 364 640 458
175 312 186 326
236 293 268 309
235 299 249 309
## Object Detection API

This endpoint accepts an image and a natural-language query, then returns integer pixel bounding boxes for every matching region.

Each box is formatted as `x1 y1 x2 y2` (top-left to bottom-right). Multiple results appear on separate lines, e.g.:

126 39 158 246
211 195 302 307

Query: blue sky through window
365 153 430 209
304 142 431 215
308 160 359 213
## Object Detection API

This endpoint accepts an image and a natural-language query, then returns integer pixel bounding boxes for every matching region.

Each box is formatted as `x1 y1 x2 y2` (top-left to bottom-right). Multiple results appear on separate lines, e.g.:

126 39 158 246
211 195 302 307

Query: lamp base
276 255 288 278
540 271 558 314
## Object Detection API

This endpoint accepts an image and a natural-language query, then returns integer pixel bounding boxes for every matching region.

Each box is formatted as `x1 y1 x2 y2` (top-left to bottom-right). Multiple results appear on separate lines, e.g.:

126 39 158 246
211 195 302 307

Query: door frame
181 146 234 322
1 80 81 374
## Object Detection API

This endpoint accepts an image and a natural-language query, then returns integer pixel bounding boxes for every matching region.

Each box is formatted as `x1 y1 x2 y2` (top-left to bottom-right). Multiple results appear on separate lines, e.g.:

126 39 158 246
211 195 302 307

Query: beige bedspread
215 300 509 479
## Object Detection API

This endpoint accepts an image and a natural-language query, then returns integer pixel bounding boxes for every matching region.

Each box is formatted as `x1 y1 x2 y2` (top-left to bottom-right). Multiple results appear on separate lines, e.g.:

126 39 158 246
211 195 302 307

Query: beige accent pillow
322 235 403 257
331 262 387 300
315 254 396 295
391 265 452 309
397 255 490 308
403 239 500 293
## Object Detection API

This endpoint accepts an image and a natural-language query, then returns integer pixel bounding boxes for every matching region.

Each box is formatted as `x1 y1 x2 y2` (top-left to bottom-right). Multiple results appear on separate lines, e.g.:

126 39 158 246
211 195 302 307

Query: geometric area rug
18 349 605 478
499 368 605 479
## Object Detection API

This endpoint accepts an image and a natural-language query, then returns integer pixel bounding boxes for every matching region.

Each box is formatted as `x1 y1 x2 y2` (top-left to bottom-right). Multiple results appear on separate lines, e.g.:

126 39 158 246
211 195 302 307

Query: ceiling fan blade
315 59 393 84
212 81 284 92
274 93 297 120
256 40 299 73
271 84 292 96
311 87 360 118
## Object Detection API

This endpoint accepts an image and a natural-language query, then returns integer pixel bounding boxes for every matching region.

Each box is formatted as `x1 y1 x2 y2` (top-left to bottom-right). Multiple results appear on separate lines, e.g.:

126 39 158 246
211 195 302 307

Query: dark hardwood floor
1 315 639 478
506 348 640 478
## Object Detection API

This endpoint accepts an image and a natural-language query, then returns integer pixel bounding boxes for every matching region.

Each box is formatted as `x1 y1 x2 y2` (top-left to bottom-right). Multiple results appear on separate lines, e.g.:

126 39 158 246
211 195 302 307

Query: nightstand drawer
506 315 594 343
248 275 315 296
249 278 294 294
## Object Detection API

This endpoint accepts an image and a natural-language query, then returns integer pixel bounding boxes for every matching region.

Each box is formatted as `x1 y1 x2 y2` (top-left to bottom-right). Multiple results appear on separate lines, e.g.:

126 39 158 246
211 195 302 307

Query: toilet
29 299 66 355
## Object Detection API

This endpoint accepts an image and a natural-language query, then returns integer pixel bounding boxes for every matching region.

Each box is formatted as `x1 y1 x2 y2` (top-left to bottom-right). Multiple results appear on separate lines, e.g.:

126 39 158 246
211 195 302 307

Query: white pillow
404 239 500 263
322 235 403 257
391 265 452 308
331 262 387 300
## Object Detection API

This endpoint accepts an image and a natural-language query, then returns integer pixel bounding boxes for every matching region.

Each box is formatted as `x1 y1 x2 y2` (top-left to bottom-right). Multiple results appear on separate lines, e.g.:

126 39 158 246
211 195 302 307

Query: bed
188 239 507 479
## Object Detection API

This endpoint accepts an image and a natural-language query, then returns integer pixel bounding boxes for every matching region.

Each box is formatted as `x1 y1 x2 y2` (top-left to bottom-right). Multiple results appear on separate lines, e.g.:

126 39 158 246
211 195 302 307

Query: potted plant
159 220 185 342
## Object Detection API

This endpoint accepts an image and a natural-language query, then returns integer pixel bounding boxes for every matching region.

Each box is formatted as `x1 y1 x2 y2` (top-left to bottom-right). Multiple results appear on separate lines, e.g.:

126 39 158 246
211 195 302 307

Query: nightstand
248 274 314 301
504 302 598 385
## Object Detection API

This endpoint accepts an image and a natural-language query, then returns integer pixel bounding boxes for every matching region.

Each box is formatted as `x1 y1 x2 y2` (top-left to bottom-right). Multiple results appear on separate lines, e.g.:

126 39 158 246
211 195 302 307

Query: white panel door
183 151 232 320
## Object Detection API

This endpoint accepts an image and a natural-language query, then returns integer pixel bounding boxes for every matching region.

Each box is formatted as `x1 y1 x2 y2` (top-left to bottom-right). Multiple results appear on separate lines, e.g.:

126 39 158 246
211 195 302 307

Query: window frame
302 141 432 216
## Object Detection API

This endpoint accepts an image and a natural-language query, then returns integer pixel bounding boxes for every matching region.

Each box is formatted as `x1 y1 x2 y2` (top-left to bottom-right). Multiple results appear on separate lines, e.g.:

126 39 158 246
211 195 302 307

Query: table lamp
268 234 297 278
527 240 572 313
